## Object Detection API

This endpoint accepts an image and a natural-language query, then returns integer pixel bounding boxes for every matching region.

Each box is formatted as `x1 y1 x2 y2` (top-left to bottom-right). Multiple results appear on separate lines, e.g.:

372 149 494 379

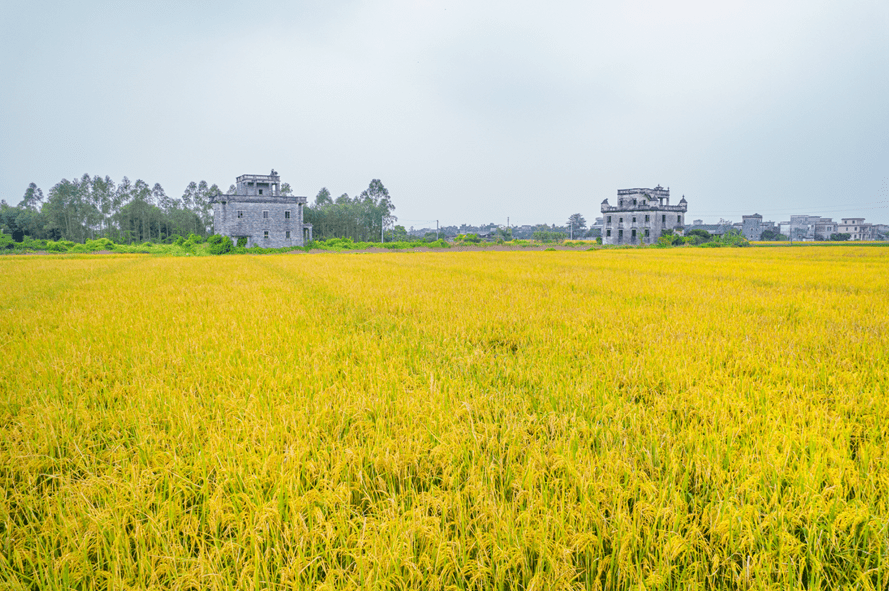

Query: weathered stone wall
601 208 686 245
742 216 762 241
213 196 308 248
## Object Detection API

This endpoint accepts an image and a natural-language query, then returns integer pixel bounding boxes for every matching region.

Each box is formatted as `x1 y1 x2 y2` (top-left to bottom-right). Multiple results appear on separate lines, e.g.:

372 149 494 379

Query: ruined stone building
600 186 687 245
211 171 313 248
741 214 763 241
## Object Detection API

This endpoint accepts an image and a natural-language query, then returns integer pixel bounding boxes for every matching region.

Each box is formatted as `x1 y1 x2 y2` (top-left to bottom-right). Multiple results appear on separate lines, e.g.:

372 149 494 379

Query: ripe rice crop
2 247 888 590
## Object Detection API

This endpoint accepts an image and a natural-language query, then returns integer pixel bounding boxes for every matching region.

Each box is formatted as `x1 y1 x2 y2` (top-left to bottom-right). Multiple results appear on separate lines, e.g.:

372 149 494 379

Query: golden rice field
2 247 888 590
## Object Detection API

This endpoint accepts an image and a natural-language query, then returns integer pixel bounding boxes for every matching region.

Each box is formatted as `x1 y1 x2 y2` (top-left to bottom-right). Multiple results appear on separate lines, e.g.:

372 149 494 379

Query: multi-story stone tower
211 170 313 248
742 214 763 241
600 186 687 245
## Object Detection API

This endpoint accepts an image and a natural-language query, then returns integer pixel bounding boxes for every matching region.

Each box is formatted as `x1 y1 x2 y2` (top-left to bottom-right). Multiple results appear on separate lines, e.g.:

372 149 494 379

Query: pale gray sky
2 0 887 225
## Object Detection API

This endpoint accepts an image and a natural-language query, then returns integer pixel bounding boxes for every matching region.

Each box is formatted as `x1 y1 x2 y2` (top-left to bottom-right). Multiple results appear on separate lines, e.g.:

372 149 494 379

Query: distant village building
601 186 687 245
211 170 313 248
741 214 763 241
814 218 838 240
590 217 604 237
838 218 873 241
791 215 819 240
778 215 838 241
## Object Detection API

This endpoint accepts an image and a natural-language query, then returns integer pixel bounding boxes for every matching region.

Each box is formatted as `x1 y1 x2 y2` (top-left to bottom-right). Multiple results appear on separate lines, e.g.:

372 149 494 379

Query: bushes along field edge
3 231 886 255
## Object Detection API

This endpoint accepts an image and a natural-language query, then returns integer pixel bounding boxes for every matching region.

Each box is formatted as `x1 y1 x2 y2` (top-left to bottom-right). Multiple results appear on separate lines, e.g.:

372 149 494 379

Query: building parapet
602 204 687 213
211 194 307 204
617 187 669 196
236 172 280 183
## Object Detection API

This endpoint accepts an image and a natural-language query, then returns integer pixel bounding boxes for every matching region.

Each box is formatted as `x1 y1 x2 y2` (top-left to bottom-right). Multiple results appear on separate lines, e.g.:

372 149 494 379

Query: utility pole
436 220 439 241
381 214 384 243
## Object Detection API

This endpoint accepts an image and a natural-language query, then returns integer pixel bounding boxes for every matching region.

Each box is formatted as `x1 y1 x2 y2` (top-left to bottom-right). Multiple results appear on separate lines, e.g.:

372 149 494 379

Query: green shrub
17 237 47 251
84 238 115 251
717 230 750 247
209 236 233 255
761 230 787 241
44 240 75 252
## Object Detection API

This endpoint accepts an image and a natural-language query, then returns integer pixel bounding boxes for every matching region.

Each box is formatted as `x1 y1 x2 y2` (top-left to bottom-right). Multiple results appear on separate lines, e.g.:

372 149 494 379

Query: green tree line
1 175 220 243
3 176 398 245
304 180 396 242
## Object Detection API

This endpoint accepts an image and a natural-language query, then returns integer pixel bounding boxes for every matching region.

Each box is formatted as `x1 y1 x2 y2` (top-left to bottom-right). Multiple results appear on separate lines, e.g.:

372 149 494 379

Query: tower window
259 189 263 195
286 231 291 239
263 210 269 219
662 215 666 223
645 215 649 223
263 230 269 239
632 217 636 223
606 229 611 237
606 216 611 223
284 210 291 219
237 210 244 218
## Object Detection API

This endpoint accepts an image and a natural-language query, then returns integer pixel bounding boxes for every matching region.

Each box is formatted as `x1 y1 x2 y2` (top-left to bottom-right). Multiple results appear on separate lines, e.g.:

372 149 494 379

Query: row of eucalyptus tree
1 175 221 243
303 179 396 242
3 176 399 245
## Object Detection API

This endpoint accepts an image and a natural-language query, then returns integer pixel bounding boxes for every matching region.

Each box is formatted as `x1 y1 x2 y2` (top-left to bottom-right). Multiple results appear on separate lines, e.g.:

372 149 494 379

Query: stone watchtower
210 170 313 248
741 214 763 241
600 186 687 245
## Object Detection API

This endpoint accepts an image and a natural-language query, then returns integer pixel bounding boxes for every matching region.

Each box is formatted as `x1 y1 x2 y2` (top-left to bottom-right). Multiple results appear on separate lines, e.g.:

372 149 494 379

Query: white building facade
838 218 873 241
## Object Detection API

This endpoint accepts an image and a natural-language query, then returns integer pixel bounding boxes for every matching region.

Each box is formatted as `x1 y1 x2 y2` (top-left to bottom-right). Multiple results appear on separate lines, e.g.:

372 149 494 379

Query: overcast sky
2 0 887 226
